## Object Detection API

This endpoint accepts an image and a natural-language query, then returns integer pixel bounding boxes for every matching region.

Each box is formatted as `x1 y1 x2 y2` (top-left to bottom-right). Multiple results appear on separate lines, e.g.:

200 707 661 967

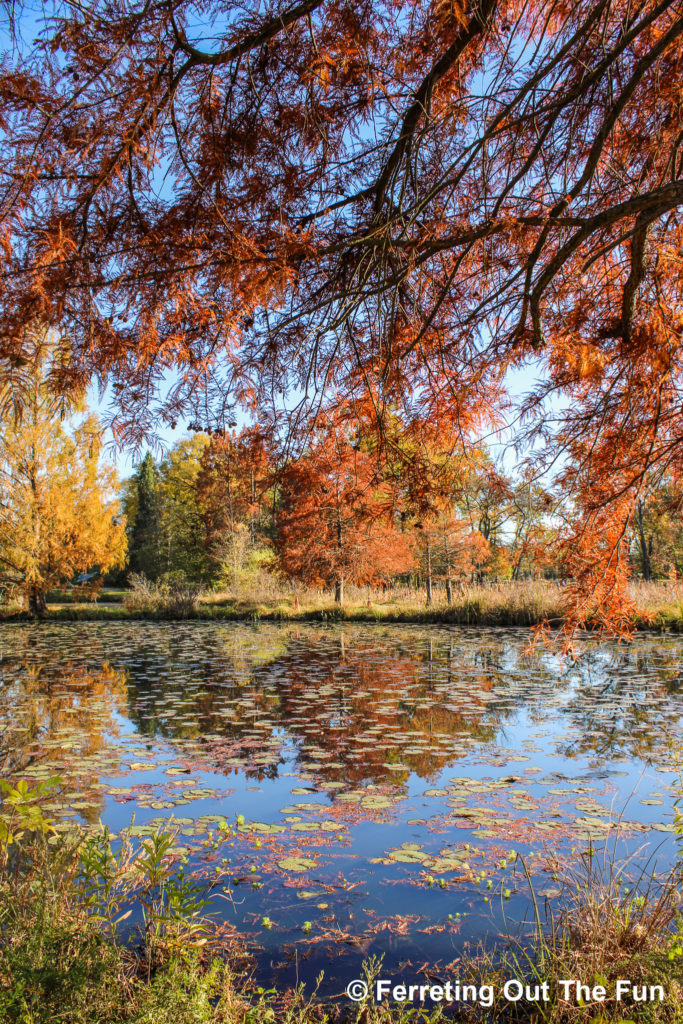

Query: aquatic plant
465 847 683 1022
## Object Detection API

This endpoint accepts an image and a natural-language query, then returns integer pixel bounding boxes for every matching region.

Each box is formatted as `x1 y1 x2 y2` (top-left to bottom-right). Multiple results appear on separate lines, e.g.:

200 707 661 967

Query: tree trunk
27 585 47 617
445 577 453 604
334 514 345 606
636 499 651 580
426 538 433 605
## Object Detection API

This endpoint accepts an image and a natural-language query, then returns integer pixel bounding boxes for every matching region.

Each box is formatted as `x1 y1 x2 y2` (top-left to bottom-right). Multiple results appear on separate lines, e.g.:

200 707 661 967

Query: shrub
122 573 201 617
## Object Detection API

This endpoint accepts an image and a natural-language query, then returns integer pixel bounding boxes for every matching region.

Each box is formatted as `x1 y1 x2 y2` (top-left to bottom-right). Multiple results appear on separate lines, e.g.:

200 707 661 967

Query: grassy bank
3 579 683 631
1 778 682 1023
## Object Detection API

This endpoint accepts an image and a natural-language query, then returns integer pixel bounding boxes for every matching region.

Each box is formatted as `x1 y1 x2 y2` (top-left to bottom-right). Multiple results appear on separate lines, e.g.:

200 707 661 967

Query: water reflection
1 622 683 989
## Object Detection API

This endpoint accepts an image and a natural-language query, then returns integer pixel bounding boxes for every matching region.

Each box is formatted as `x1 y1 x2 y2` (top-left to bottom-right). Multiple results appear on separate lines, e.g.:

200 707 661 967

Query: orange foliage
274 410 413 601
3 0 683 627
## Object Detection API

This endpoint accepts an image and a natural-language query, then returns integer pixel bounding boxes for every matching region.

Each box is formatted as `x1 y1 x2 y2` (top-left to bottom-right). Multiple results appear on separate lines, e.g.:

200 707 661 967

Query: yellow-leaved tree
0 331 127 614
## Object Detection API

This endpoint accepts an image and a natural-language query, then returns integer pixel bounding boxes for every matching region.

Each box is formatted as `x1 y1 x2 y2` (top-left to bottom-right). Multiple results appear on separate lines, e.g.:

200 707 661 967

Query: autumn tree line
119 413 683 606
1 343 682 615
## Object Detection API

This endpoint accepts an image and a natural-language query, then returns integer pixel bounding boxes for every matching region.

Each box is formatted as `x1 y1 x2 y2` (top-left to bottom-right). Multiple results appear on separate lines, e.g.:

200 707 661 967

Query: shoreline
1 600 682 631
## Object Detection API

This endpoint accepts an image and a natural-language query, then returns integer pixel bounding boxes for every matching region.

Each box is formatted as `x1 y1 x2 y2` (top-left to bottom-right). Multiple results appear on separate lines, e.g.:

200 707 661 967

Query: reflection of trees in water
556 645 683 762
2 624 683 790
0 651 129 821
0 660 128 769
121 628 288 781
259 640 500 785
118 627 543 786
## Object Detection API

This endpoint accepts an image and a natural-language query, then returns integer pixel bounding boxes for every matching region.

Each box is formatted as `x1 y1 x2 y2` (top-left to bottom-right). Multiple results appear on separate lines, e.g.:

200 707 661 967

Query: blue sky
91 357 554 483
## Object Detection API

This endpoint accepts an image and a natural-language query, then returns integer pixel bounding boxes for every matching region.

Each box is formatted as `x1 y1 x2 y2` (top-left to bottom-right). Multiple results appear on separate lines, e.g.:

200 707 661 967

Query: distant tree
275 412 413 604
444 519 491 587
508 480 555 579
197 428 271 587
157 435 211 581
128 453 161 579
410 514 482 602
459 461 513 546
386 427 473 603
0 340 126 614
632 479 683 580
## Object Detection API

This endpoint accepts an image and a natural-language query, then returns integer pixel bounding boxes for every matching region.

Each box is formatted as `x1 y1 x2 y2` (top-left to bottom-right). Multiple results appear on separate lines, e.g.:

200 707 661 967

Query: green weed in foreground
0 778 442 1024
1 777 683 1022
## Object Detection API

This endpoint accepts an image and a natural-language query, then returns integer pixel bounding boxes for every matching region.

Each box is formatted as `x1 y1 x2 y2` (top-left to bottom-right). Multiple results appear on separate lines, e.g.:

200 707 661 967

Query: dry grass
200 578 568 626
628 580 683 630
121 574 201 617
7 576 683 630
480 844 683 1023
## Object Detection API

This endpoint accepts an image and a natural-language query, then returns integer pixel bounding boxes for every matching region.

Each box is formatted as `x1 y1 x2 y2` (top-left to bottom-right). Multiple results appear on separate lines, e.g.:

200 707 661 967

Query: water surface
1 622 681 993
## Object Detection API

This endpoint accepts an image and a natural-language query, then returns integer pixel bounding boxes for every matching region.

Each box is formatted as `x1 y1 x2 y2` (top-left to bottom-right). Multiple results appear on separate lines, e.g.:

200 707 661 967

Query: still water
1 622 682 993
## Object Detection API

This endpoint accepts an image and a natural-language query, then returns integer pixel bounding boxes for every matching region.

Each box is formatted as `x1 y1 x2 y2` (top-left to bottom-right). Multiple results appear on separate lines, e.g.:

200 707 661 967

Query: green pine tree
128 453 161 579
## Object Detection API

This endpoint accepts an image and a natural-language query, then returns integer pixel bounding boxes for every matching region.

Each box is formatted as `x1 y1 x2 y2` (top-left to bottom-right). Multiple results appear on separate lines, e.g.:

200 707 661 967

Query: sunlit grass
462 844 683 1023
4 577 683 630
202 578 568 626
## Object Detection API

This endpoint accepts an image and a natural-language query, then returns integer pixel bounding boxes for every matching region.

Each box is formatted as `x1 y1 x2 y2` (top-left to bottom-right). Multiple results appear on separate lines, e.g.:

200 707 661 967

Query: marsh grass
4 576 683 631
120 573 202 617
463 843 683 1023
195 578 569 627
628 581 683 631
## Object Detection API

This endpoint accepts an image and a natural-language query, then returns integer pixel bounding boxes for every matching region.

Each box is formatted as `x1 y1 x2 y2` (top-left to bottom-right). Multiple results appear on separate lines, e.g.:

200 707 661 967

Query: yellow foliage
0 346 126 612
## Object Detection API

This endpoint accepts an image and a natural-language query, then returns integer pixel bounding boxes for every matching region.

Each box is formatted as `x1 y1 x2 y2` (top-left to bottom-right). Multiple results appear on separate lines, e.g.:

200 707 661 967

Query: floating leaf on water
243 821 286 834
388 848 428 864
361 795 394 809
429 858 470 872
126 825 157 837
574 815 610 829
277 856 318 873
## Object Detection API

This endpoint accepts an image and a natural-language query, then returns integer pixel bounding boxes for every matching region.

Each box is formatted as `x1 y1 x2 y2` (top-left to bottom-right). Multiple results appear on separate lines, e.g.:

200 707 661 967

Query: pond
1 621 682 995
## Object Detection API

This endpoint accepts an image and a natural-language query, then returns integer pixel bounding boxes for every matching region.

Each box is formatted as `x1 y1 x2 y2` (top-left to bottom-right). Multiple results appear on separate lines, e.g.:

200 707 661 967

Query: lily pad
277 856 318 873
